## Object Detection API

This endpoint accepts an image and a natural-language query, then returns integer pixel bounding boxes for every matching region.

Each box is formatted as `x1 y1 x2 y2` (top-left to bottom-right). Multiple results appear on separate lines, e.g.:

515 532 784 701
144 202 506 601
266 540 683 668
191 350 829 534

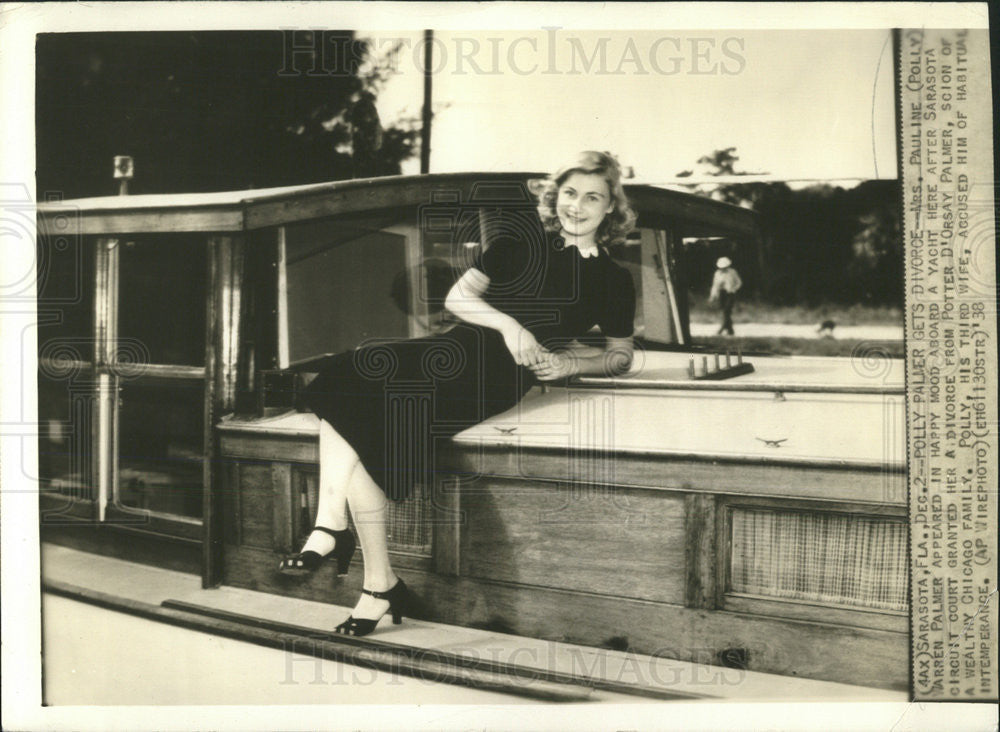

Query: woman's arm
444 269 549 366
529 336 634 381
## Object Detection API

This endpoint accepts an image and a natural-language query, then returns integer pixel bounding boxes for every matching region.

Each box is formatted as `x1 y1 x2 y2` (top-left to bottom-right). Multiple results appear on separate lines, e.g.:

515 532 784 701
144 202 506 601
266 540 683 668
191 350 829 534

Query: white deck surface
42 543 905 706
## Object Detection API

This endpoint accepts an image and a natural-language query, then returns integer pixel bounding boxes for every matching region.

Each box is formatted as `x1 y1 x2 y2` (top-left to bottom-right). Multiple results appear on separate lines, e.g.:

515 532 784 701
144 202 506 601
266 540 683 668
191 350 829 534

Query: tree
696 147 741 176
35 32 420 198
682 148 902 307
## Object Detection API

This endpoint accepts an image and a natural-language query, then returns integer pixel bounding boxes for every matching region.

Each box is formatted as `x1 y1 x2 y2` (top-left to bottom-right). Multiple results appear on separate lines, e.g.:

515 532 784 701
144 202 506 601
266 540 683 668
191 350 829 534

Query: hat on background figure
716 257 732 269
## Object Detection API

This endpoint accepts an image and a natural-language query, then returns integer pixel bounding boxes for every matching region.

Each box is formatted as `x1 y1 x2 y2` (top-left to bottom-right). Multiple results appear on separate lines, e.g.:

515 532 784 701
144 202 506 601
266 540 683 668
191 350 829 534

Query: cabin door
100 234 210 530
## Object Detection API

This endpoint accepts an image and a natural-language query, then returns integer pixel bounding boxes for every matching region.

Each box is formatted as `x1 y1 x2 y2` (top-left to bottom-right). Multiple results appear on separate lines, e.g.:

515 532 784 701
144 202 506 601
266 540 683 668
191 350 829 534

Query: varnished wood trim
270 462 293 554
717 493 908 517
105 503 202 541
723 594 907 634
102 363 206 380
42 502 202 546
440 445 907 506
40 174 756 239
275 226 289 369
42 528 201 575
57 209 246 236
684 493 716 610
203 235 222 587
39 492 98 523
448 439 904 473
432 476 462 577
219 432 318 463
573 378 905 395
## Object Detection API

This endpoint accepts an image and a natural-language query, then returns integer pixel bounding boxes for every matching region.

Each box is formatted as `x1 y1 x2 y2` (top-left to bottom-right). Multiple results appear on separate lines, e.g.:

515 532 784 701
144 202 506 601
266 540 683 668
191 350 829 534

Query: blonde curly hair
529 151 637 246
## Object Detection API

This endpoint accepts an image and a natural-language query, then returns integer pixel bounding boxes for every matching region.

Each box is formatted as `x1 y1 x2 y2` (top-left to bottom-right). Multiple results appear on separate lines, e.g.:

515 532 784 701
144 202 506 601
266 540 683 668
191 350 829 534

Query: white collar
562 241 600 258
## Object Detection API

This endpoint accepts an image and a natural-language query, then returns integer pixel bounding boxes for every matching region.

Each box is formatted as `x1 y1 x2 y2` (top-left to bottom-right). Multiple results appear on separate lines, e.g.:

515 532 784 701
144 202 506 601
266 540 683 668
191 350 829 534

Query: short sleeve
598 264 636 338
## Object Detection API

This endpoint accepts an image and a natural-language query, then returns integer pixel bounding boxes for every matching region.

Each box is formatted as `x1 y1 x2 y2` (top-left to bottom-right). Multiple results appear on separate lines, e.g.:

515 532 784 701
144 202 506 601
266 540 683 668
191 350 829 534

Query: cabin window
728 507 908 612
606 230 645 340
37 234 96 499
112 235 209 521
282 212 420 366
119 236 206 366
116 379 205 518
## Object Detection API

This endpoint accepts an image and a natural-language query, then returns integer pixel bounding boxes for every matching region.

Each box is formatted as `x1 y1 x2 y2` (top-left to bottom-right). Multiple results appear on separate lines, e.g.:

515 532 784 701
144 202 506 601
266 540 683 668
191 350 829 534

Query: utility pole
420 29 433 174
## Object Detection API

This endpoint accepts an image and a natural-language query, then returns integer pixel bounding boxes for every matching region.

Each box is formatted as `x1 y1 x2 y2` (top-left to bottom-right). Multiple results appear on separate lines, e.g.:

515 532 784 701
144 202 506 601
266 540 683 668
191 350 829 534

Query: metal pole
114 155 134 195
420 30 433 174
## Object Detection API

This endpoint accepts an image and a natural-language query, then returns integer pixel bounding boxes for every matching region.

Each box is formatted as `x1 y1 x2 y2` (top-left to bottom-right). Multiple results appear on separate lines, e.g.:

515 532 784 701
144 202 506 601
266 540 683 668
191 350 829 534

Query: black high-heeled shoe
277 526 356 576
334 578 411 636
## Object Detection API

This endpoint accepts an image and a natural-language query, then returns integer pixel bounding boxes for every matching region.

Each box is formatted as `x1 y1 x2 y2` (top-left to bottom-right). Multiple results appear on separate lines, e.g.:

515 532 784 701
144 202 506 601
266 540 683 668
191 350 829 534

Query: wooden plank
236 463 276 551
42 524 202 575
441 445 907 507
716 493 908 517
73 209 245 235
39 492 98 524
203 235 222 588
723 595 907 633
125 364 206 380
219 433 318 463
39 174 755 239
222 461 241 546
270 463 293 554
432 476 462 576
237 462 273 492
103 504 202 540
459 478 687 604
239 522 273 552
684 493 716 609
222 548 906 689
628 186 758 239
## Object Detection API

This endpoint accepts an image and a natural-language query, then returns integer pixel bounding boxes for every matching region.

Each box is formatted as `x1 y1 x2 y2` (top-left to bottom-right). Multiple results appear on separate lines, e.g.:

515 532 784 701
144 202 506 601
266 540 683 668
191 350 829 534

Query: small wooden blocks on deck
687 349 755 380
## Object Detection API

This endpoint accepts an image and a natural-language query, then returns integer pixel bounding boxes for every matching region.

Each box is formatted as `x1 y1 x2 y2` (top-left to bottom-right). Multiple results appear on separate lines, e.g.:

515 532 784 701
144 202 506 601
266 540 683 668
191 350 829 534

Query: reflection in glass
118 236 206 366
37 371 96 501
285 214 415 364
117 379 204 518
37 235 95 499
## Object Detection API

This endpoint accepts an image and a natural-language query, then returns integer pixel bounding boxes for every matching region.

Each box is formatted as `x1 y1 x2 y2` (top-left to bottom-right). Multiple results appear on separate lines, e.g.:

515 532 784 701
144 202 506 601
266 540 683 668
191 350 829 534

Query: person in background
709 256 742 336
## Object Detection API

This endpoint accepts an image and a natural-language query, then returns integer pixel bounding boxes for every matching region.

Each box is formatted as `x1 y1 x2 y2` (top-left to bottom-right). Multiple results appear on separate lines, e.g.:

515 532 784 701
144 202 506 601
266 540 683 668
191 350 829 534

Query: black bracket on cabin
255 369 299 417
252 354 346 417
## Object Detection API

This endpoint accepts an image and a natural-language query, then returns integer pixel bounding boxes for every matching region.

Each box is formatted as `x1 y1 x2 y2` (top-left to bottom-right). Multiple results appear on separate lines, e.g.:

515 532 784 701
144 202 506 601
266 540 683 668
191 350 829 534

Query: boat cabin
36 173 907 690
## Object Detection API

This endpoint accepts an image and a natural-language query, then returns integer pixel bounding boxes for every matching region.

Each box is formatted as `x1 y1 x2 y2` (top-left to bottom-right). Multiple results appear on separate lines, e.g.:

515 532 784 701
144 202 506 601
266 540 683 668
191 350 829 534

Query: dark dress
299 233 636 500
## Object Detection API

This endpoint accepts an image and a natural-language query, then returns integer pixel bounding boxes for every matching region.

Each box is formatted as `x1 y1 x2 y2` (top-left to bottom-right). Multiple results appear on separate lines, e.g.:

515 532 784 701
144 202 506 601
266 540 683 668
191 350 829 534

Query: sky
369 29 897 183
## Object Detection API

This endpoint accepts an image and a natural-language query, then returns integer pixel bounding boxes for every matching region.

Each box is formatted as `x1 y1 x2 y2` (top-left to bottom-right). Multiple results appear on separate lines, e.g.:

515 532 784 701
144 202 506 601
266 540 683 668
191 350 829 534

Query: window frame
715 494 908 632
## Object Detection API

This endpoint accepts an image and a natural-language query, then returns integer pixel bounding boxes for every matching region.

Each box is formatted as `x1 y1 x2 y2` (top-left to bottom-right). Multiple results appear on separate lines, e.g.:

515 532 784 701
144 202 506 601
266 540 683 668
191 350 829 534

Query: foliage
36 32 420 198
681 149 902 307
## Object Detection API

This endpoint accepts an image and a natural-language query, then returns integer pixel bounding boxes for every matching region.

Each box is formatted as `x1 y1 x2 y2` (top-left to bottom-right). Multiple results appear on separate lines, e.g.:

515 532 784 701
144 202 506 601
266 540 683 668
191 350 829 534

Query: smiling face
555 172 614 244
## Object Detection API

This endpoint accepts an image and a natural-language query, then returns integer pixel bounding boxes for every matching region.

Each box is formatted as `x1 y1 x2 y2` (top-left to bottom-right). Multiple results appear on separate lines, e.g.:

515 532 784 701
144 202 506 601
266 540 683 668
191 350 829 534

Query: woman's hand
529 350 579 381
502 324 549 367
